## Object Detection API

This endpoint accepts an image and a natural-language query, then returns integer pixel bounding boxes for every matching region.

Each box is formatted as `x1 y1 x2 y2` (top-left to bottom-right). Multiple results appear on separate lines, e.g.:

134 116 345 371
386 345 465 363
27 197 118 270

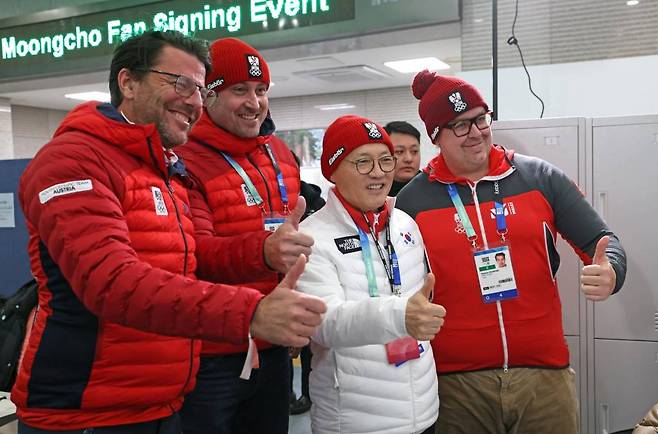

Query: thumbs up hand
264 197 315 273
580 235 617 301
251 254 327 347
404 273 447 341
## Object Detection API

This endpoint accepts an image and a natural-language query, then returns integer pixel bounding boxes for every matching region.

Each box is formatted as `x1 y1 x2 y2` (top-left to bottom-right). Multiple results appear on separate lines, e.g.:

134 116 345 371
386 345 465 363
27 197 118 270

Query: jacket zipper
163 178 195 395
146 138 194 394
469 182 509 372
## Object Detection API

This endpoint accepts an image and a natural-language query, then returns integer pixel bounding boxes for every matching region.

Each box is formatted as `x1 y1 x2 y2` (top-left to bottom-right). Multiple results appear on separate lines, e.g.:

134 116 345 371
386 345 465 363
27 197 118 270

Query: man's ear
118 68 138 101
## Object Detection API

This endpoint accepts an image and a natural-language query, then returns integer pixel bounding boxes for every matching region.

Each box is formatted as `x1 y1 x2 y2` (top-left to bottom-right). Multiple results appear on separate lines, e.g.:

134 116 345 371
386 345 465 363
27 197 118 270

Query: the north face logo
448 92 468 113
247 55 262 77
334 235 362 254
363 122 382 139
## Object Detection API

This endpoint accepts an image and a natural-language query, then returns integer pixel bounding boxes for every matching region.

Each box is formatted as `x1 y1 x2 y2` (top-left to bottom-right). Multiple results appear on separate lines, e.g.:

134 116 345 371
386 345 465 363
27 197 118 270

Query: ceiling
0 23 462 111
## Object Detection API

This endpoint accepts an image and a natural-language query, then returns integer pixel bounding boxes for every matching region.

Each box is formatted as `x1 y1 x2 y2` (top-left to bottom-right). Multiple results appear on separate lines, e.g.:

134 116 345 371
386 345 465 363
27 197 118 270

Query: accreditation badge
473 245 518 303
263 211 286 232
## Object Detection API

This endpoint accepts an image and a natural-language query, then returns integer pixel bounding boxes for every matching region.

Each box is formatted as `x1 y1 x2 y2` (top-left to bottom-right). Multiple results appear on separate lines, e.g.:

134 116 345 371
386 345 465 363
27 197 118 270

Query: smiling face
390 132 420 182
118 45 206 148
206 80 269 138
435 106 493 181
330 143 395 212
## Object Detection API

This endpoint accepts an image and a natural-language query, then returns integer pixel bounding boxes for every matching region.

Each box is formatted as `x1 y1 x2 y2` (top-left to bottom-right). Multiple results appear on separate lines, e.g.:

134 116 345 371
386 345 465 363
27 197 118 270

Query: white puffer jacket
297 190 438 434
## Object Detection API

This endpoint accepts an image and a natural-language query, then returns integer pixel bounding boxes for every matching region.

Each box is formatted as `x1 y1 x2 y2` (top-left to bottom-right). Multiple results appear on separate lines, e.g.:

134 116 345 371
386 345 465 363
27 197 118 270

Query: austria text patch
39 179 92 204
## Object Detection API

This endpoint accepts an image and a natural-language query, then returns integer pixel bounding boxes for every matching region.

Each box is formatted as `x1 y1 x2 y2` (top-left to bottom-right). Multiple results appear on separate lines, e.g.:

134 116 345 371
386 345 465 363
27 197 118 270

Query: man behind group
396 70 627 434
384 121 421 196
177 38 311 434
14 30 325 434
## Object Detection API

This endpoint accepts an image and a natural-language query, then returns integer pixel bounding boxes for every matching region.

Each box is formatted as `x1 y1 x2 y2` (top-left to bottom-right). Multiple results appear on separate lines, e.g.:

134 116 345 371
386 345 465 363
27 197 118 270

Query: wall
10 106 67 159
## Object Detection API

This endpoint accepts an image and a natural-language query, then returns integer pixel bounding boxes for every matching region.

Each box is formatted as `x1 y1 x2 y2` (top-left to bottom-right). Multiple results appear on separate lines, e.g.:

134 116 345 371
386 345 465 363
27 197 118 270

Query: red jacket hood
189 111 271 155
424 144 515 184
54 101 169 176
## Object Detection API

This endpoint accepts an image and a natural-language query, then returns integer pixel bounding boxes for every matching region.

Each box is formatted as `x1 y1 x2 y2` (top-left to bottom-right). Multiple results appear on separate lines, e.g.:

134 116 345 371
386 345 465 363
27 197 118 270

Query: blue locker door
0 159 31 297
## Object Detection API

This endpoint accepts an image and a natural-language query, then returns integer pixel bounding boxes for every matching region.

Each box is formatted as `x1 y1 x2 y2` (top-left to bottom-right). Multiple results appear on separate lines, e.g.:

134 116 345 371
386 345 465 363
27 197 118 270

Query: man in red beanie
177 37 312 434
395 70 627 434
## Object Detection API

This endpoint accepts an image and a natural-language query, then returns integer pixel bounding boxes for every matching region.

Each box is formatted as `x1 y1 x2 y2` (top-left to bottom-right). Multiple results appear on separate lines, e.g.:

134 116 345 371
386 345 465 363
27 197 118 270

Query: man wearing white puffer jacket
297 115 446 434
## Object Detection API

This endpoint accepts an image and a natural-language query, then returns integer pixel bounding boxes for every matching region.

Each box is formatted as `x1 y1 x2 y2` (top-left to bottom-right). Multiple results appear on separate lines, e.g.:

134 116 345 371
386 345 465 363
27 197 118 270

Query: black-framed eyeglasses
346 155 397 175
136 68 217 108
445 111 493 137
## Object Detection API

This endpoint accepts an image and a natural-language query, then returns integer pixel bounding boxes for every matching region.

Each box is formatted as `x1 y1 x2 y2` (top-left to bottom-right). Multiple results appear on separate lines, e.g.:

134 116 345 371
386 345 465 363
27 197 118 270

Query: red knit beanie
321 115 394 181
206 38 270 92
412 70 488 142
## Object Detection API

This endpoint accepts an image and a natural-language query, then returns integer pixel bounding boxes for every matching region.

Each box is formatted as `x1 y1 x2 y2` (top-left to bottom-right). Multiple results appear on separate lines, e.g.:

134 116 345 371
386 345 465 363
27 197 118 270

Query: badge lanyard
263 143 290 214
446 183 508 248
446 183 479 248
358 216 402 297
220 145 290 215
492 181 508 242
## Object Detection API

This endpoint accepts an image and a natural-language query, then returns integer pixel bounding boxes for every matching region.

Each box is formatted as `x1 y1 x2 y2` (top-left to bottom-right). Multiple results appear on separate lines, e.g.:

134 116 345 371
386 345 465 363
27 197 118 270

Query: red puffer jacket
178 113 300 355
14 102 263 430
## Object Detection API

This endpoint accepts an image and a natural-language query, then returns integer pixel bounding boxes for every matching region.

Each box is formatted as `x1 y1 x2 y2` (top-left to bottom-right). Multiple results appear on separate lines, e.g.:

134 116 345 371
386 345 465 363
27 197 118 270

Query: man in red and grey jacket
14 30 325 434
396 71 627 434
177 38 313 434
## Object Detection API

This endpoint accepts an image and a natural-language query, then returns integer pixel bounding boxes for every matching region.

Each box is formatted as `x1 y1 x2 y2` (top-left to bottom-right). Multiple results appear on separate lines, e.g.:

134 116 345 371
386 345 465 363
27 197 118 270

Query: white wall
462 54 658 120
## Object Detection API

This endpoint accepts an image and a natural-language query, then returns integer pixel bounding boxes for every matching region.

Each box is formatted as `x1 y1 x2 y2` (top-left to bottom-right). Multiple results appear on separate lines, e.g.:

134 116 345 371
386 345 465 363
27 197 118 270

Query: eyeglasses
346 155 397 175
137 68 217 108
444 112 493 137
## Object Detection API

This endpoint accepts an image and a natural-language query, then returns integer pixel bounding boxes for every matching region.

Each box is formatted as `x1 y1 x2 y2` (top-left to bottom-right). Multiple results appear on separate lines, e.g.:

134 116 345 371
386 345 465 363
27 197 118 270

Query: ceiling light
313 103 355 111
626 0 639 4
65 91 110 102
384 57 450 73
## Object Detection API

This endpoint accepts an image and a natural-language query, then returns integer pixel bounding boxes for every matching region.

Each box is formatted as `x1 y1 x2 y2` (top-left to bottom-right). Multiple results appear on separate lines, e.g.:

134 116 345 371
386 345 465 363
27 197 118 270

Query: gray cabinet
590 115 658 433
492 115 658 434
594 339 658 434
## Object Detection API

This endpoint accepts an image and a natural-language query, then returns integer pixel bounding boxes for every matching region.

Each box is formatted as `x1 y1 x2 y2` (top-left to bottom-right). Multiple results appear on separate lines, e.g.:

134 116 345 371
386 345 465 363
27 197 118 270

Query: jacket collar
332 187 390 234
54 102 176 179
424 144 515 184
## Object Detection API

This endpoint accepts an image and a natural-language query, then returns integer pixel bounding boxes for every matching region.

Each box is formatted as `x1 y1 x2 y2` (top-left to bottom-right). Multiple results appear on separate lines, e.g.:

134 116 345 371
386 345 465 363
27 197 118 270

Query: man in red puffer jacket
177 38 314 434
14 31 325 434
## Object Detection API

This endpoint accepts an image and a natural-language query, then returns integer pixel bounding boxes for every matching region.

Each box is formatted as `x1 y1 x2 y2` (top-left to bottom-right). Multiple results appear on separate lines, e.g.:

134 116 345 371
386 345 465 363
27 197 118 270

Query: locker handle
597 191 608 220
600 402 609 434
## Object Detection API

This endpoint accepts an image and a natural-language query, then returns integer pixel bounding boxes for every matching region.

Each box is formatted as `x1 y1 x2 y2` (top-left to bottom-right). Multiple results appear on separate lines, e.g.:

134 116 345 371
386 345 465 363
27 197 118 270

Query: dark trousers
18 413 181 434
180 346 289 434
289 345 312 398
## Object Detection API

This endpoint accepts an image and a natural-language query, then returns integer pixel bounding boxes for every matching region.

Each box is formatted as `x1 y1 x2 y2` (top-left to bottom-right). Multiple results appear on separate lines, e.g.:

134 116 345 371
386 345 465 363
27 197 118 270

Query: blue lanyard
221 144 290 214
446 183 478 248
493 181 508 240
358 227 380 297
446 183 508 247
263 143 290 214
358 220 401 296
221 152 265 211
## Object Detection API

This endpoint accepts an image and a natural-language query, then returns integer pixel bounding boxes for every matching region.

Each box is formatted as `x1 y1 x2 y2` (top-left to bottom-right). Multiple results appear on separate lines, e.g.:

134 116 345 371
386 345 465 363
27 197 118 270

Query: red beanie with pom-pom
412 70 488 142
